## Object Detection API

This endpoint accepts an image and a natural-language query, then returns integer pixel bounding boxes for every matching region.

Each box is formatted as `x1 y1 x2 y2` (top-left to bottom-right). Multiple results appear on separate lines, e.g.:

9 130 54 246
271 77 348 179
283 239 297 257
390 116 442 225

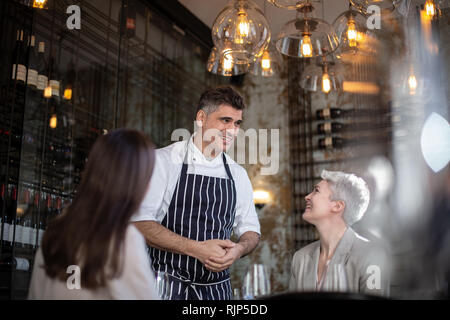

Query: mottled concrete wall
228 72 294 296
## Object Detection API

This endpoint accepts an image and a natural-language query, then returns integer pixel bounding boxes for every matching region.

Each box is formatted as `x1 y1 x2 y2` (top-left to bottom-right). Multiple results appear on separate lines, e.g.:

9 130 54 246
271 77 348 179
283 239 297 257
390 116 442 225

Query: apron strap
222 153 234 181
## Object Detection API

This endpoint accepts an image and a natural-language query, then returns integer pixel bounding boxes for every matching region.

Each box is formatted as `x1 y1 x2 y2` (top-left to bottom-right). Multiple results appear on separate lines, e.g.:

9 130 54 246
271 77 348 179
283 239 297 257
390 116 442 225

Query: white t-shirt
131 138 261 238
28 224 159 300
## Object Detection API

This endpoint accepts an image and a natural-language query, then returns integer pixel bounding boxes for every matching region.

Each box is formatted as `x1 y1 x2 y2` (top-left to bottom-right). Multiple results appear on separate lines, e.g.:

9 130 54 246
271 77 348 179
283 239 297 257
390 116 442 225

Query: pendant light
212 0 271 66
267 0 310 10
349 0 401 15
424 0 441 20
250 2 281 77
250 41 282 77
32 0 48 9
276 0 339 58
207 46 250 76
300 56 343 93
332 2 368 59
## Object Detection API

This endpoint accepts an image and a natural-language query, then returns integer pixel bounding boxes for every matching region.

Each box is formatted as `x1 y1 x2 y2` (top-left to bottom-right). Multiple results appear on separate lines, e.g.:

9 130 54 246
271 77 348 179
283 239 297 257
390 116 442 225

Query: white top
28 224 159 300
131 137 261 238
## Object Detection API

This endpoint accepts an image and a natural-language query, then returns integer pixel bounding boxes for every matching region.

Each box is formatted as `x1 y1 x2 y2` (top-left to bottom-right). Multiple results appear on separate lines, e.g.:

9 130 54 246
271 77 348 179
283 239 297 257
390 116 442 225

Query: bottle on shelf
29 191 40 249
318 136 346 149
316 108 352 120
20 189 32 249
1 183 10 248
6 185 18 247
11 29 27 84
26 35 38 90
45 48 62 132
53 196 62 219
47 52 60 99
316 121 392 134
38 193 51 246
120 1 136 38
0 255 30 272
36 41 48 92
317 122 347 134
62 60 76 101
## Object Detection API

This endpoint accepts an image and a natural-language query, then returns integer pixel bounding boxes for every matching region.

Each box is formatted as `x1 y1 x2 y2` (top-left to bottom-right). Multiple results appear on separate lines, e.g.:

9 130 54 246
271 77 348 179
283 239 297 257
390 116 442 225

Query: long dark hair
41 128 155 289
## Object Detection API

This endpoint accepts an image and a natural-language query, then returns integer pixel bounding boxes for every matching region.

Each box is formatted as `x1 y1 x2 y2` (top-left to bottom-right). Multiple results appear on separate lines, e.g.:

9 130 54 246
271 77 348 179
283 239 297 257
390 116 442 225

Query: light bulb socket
297 3 314 14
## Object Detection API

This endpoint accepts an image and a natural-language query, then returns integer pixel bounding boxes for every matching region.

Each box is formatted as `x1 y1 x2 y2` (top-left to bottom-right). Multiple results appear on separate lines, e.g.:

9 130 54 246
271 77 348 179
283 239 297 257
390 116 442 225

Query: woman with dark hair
28 129 158 299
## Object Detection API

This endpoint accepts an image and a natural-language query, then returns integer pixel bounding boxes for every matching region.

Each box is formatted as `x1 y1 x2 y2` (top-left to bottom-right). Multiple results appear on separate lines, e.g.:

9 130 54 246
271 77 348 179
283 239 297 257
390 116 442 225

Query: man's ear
196 109 206 127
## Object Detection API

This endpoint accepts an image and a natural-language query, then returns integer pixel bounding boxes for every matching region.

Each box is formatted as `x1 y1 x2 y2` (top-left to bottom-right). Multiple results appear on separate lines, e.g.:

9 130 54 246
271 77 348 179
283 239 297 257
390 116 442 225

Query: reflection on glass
242 264 271 299
420 112 450 173
155 271 170 300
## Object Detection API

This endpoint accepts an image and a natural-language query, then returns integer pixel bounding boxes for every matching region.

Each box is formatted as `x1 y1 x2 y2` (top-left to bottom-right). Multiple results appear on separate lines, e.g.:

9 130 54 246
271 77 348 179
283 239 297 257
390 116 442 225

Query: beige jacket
28 224 159 300
289 227 390 297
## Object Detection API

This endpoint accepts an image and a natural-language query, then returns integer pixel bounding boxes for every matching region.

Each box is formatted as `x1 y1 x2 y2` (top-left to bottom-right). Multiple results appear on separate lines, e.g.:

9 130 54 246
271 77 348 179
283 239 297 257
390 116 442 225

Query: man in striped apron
133 86 261 300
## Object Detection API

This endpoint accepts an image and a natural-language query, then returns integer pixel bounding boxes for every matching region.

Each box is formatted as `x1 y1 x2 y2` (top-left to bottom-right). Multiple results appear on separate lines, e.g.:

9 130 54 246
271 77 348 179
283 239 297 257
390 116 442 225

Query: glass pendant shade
276 16 339 58
267 0 310 10
349 0 401 14
300 60 343 93
332 9 367 58
207 46 249 76
250 42 282 77
212 0 271 65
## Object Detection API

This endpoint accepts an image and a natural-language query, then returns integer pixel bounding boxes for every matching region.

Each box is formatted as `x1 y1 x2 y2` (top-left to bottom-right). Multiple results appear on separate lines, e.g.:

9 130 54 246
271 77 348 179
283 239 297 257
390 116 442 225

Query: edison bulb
322 72 331 93
408 74 417 95
301 33 313 58
235 9 250 44
223 55 233 71
425 0 436 18
33 0 47 8
261 51 271 70
347 19 357 47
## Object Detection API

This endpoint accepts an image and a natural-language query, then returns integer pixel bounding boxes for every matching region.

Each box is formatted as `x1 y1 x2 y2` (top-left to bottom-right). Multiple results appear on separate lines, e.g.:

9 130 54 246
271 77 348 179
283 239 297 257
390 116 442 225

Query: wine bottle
36 41 48 92
38 194 51 246
30 192 40 249
0 256 30 271
7 186 18 246
316 108 352 120
318 137 346 149
54 197 62 218
48 54 60 98
12 29 27 84
1 184 10 248
317 122 346 134
21 189 32 249
62 60 75 101
26 35 38 89
120 1 136 38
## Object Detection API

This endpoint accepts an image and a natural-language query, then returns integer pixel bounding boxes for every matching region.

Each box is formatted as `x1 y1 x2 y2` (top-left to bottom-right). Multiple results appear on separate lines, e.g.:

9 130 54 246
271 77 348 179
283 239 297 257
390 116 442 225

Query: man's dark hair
197 86 245 114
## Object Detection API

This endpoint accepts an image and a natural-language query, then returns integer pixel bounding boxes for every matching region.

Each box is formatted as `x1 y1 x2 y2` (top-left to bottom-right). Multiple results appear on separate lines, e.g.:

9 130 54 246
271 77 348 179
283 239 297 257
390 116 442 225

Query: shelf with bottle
1 181 66 254
315 107 392 121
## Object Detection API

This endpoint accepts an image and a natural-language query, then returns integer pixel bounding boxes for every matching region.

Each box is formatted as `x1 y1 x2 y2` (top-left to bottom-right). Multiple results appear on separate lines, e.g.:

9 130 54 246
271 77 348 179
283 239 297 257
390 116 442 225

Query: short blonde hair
321 170 370 225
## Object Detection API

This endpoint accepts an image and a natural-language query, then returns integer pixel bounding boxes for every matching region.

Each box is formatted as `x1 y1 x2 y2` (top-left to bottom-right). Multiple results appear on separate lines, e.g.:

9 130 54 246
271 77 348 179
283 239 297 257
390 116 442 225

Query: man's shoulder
155 140 187 163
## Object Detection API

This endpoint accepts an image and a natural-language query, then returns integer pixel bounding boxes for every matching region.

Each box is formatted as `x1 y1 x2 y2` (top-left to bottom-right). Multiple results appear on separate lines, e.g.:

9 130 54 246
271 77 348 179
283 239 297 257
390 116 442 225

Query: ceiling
178 0 350 40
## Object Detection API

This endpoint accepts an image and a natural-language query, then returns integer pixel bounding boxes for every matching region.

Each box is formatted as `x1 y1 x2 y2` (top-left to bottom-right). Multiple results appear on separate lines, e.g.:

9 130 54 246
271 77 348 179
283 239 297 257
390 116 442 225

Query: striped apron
149 152 237 300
